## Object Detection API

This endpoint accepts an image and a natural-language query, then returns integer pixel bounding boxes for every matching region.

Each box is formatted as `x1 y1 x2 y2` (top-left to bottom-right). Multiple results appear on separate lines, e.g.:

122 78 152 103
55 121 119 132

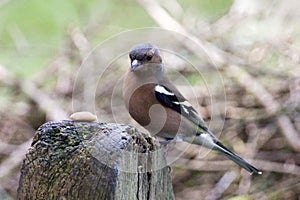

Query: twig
254 159 300 175
257 151 300 164
171 157 300 175
237 123 260 194
172 157 234 172
204 171 238 200
226 65 300 152
20 80 68 120
0 0 11 8
69 26 91 58
137 0 241 67
0 141 19 155
69 26 97 112
0 64 14 85
0 138 32 182
0 64 68 121
138 0 300 152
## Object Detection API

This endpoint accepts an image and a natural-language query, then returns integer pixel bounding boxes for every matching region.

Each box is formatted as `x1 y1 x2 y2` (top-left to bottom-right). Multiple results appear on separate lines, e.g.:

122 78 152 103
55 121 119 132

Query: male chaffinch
123 43 262 175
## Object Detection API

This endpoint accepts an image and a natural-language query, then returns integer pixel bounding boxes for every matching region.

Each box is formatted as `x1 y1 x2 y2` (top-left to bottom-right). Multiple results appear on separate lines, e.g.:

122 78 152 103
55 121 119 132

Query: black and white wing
154 84 208 132
154 85 262 174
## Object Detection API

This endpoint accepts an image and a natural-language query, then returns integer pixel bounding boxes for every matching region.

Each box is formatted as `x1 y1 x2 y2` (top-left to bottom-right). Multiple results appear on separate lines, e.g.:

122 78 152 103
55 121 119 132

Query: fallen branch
138 0 300 152
204 171 238 200
20 81 68 120
0 139 32 182
226 65 300 152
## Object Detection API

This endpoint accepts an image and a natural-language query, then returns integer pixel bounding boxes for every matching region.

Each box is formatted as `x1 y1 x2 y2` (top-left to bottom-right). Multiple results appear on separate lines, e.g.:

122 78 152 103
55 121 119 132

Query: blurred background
1 0 300 199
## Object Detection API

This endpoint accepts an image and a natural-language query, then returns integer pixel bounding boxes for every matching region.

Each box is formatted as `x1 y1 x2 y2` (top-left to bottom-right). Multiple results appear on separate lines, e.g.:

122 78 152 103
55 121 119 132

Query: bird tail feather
193 129 262 174
212 140 262 174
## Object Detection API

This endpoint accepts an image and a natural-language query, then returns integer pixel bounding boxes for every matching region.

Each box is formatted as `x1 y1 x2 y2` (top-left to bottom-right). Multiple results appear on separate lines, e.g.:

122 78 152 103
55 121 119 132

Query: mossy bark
18 120 174 200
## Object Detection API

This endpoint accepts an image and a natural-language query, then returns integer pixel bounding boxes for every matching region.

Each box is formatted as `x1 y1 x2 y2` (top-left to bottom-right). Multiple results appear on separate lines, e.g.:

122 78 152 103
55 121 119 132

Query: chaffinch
123 43 262 175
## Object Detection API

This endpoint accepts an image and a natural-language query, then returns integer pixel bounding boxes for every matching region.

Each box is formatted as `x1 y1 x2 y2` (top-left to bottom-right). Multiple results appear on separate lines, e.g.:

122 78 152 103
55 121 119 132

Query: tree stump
17 120 174 200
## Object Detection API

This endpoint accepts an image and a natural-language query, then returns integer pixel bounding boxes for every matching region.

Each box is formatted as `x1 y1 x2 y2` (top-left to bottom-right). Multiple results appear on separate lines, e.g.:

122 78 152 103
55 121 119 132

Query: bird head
129 43 162 73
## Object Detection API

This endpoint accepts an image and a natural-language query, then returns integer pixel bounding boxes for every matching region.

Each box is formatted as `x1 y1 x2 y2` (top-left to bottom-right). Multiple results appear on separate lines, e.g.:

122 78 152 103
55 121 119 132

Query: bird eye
146 55 152 61
146 49 155 61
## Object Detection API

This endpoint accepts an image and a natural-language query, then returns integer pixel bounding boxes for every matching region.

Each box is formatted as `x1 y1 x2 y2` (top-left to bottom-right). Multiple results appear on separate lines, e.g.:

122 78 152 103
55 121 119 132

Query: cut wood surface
18 120 174 200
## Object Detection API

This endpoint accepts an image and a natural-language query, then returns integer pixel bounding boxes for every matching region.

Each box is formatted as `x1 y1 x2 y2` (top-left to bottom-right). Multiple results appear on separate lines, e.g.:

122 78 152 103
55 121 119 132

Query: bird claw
159 139 176 157
159 139 173 146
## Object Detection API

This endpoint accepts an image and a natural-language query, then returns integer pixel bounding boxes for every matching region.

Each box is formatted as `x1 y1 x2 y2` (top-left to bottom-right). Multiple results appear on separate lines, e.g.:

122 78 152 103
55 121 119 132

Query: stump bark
17 120 174 200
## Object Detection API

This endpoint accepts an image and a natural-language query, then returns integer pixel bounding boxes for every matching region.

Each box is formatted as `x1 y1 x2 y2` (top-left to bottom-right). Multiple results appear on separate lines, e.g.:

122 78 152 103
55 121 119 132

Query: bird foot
159 139 177 157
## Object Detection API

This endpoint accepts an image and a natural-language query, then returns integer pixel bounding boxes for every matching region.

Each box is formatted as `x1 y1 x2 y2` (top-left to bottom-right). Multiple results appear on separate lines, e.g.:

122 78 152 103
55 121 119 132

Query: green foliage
178 0 233 20
0 0 232 78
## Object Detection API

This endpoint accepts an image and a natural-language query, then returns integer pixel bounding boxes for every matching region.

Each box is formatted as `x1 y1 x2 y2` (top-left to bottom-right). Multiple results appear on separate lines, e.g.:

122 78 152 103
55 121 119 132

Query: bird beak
131 59 141 71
